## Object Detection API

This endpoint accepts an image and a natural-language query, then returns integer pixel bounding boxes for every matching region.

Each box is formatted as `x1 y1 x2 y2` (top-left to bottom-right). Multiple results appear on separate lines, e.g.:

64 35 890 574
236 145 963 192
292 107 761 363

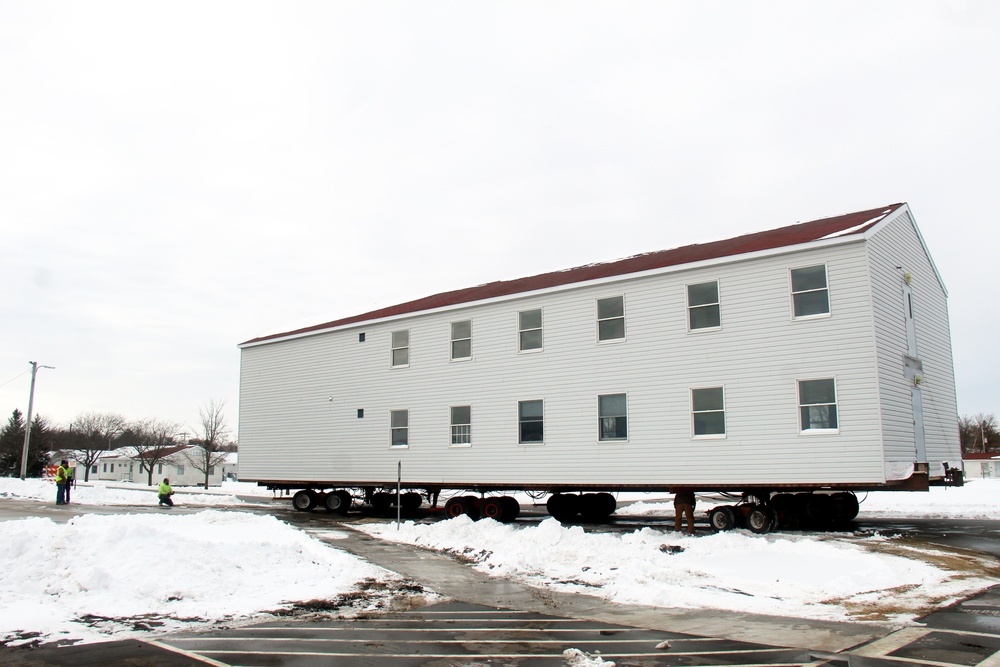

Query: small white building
238 203 961 496
962 453 1000 480
94 445 229 487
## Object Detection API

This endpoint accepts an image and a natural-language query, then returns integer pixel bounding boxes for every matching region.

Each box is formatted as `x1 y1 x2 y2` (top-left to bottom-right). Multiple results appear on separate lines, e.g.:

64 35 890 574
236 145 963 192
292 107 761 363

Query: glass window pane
597 296 624 319
392 348 409 366
598 319 625 341
392 330 409 347
692 387 724 412
519 309 541 330
687 281 719 307
793 291 830 317
519 400 543 419
520 421 543 443
452 339 471 359
791 265 827 292
801 405 838 430
694 412 726 436
391 428 408 447
799 379 836 405
599 394 627 417
520 329 543 350
451 406 471 425
390 410 408 428
451 320 471 339
689 305 721 329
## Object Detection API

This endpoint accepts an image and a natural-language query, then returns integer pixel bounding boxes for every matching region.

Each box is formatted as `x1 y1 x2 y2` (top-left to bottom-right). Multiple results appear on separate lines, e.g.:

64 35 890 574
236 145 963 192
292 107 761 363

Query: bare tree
960 413 999 454
185 399 231 489
68 412 127 481
123 418 181 485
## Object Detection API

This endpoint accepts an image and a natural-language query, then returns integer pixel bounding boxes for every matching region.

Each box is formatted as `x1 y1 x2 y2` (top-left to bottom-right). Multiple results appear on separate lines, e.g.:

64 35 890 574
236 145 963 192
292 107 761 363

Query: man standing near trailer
674 490 696 535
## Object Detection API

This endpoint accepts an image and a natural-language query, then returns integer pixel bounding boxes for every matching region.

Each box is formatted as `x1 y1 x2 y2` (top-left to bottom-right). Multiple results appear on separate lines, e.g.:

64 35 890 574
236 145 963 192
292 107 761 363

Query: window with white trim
791 265 830 318
518 309 543 352
687 281 721 330
176 464 185 475
451 320 472 360
391 330 409 367
390 409 408 447
692 387 726 437
450 405 471 446
798 379 838 431
597 296 625 341
518 400 544 443
598 393 628 440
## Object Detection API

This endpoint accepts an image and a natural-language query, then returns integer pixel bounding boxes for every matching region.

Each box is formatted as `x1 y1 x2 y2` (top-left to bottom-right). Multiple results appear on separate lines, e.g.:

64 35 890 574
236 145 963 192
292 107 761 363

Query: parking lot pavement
159 601 817 666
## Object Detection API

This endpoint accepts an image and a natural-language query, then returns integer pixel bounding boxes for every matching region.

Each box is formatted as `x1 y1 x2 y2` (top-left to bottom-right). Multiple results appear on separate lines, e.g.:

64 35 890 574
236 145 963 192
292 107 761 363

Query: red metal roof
242 203 904 345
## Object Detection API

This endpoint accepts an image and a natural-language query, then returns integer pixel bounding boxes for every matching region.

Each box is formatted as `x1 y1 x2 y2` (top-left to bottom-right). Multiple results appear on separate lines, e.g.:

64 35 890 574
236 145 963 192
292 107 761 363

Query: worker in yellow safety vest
55 460 69 505
158 478 174 507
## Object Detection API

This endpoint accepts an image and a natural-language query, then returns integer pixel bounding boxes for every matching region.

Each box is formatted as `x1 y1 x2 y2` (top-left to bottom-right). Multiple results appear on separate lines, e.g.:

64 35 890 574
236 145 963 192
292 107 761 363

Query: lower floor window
692 387 726 437
598 393 628 440
798 378 838 431
391 409 408 447
451 406 471 446
518 400 544 443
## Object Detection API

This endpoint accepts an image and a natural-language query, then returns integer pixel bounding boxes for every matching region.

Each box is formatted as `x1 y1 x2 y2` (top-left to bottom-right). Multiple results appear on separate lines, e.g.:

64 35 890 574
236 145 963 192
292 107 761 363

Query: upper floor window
692 387 726 437
798 378 838 432
598 393 628 441
791 265 830 318
687 281 721 330
450 405 471 446
518 309 543 352
451 321 472 360
518 400 544 444
597 296 625 341
391 330 409 367
390 409 408 447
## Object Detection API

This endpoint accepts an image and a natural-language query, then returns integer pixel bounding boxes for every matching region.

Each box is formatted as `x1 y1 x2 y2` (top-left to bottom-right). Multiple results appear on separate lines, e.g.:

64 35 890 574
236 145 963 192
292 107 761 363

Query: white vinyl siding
238 233 908 487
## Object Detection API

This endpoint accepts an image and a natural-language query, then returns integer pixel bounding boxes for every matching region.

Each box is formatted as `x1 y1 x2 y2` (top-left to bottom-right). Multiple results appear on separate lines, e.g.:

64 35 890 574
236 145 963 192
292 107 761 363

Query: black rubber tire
805 493 834 527
292 490 317 512
480 497 507 522
323 491 347 512
547 493 580 522
770 493 798 530
500 496 521 521
747 506 775 534
595 492 617 518
445 496 477 520
400 492 423 514
370 492 392 512
709 506 736 531
831 492 860 523
578 494 605 522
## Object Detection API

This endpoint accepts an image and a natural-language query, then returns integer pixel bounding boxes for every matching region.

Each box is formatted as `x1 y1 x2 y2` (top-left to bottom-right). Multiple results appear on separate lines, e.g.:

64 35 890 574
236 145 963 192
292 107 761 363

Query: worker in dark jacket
158 478 174 507
673 490 696 535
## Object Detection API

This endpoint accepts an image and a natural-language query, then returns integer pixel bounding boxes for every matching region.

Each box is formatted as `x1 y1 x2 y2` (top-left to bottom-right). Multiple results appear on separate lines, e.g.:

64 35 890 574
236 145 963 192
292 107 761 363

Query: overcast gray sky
2 1 997 436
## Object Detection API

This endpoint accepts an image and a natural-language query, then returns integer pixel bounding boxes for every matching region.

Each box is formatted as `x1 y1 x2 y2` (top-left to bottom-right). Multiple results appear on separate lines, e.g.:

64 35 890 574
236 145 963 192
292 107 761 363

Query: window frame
596 295 626 343
518 308 544 353
597 393 628 441
450 320 473 361
450 405 472 447
390 409 409 448
518 399 544 445
390 330 410 368
790 263 831 320
797 377 839 434
691 386 727 439
686 280 722 332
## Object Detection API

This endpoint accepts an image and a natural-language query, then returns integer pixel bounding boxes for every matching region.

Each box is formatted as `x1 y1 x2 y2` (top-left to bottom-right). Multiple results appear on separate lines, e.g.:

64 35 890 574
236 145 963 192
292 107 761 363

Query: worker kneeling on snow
158 478 174 507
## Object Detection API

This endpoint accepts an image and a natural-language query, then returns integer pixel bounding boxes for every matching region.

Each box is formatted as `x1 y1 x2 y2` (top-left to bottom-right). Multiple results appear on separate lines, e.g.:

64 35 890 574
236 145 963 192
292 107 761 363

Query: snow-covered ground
1 477 999 651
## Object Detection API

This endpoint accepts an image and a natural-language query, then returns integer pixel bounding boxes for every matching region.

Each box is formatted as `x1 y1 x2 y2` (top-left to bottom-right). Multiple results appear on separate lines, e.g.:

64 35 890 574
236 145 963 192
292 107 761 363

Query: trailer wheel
709 506 736 531
400 492 423 514
500 496 521 521
323 489 351 513
445 496 478 520
831 492 860 523
480 497 507 522
747 506 775 534
595 492 617 518
547 493 580 523
770 493 798 530
371 492 392 512
805 494 834 527
578 494 603 522
292 490 318 512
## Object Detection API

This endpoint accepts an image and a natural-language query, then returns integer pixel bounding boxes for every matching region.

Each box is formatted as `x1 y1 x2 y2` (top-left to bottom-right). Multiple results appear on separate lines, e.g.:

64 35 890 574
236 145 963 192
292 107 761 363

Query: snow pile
0 511 401 646
360 515 995 623
0 477 271 506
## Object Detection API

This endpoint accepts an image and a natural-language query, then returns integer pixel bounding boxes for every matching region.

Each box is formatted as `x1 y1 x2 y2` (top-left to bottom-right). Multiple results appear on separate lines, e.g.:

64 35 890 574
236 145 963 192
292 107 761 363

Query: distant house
93 445 229 486
962 453 1000 479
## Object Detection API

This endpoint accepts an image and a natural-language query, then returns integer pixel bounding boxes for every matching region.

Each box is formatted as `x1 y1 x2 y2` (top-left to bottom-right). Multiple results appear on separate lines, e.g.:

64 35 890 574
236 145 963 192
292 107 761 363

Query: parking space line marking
143 639 232 666
849 627 932 657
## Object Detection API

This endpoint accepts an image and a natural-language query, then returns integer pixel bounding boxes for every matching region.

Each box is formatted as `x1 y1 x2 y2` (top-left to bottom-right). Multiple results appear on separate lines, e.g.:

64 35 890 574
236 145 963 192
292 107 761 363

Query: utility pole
20 361 55 479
